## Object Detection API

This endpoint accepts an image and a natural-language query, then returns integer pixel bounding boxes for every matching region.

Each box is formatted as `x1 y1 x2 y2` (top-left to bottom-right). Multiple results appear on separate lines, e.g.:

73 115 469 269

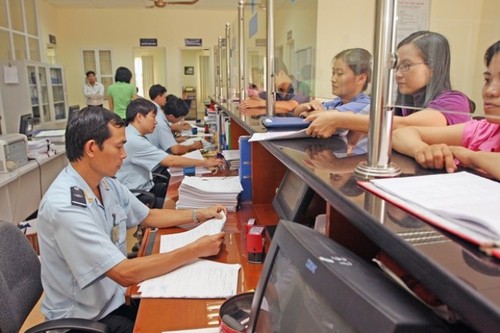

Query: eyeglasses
395 62 426 73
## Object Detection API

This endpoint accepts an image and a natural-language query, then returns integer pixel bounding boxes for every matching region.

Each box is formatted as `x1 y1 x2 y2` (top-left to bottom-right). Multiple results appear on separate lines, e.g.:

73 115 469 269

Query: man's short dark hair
126 98 157 123
149 84 167 100
86 71 96 77
65 106 125 162
163 95 189 118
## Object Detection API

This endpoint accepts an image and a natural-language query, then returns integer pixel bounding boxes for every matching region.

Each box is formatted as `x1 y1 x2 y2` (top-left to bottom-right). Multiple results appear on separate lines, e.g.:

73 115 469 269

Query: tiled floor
21 228 138 330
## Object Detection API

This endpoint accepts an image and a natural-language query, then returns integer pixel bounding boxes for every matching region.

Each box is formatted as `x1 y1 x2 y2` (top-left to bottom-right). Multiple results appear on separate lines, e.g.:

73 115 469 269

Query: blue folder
261 116 311 130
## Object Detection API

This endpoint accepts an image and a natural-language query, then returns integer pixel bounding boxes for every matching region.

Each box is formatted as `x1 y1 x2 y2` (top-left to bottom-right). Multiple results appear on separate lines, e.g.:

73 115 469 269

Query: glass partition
221 0 499 134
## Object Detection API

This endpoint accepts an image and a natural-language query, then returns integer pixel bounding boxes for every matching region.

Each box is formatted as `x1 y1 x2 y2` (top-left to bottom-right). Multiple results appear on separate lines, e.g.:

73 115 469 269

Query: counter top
217 100 500 332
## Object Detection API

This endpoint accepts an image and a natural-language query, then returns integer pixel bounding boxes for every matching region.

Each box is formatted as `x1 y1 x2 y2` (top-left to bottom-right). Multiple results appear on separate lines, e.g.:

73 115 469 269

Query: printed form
138 215 241 298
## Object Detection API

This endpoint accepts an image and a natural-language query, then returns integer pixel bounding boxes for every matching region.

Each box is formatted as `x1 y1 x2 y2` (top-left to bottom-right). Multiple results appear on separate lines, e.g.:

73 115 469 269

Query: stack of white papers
138 217 241 298
27 140 56 159
32 129 66 143
169 150 211 177
221 150 240 170
176 176 243 211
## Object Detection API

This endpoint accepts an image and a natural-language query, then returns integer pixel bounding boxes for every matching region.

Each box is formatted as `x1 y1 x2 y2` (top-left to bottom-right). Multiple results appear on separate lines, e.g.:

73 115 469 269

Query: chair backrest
0 221 43 333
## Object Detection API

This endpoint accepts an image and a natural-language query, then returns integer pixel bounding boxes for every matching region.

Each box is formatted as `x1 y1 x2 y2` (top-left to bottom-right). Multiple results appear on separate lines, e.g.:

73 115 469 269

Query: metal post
225 22 231 104
217 36 224 101
355 0 401 178
266 0 275 116
214 45 219 100
238 0 246 101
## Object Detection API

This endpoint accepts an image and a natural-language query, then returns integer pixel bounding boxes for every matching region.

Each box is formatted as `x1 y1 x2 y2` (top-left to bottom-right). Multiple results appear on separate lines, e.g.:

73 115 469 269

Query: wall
315 0 376 99
37 0 236 108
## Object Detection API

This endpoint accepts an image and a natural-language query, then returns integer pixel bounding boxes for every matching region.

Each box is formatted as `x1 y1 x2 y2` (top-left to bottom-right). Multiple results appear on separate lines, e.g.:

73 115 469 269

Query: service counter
216 101 500 332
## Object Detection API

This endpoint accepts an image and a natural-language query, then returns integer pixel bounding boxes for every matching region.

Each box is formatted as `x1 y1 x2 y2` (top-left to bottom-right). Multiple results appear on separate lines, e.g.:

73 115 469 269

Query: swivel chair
0 221 109 333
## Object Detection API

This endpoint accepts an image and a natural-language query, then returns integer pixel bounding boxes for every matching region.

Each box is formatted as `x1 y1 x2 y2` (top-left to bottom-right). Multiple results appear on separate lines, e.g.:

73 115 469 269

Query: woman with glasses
305 31 473 139
392 40 500 180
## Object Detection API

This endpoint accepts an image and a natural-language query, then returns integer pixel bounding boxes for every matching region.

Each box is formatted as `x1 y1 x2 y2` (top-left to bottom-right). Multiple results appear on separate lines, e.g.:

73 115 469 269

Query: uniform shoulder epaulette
70 186 87 208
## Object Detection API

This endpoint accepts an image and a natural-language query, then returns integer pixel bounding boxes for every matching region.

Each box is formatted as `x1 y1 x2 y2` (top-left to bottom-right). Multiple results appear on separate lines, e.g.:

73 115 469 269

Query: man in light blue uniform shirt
37 106 226 332
147 95 203 155
145 84 177 152
116 99 224 208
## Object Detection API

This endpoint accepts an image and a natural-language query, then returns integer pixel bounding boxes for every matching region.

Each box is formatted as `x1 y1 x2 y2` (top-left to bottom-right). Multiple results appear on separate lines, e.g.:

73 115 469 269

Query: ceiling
45 0 239 10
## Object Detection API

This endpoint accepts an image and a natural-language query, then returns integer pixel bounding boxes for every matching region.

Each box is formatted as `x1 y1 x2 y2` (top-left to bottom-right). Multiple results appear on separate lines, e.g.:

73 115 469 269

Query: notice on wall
396 0 430 43
3 65 19 84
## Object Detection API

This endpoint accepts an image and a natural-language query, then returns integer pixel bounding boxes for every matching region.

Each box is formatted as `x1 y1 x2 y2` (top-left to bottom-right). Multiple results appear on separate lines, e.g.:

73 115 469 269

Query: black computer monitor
272 170 314 222
247 221 447 332
67 105 80 125
19 114 34 137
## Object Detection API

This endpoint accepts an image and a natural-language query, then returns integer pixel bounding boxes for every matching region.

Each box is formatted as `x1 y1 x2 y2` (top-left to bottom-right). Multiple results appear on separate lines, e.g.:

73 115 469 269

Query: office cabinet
0 61 67 134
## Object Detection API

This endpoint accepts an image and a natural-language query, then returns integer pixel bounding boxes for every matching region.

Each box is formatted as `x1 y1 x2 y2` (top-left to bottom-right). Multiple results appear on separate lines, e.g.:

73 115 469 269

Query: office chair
0 221 110 333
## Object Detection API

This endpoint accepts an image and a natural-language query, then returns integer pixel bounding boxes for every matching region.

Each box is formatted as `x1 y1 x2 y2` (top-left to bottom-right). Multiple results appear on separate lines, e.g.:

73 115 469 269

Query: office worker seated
147 95 203 154
116 99 223 208
293 48 372 119
37 106 226 333
305 31 473 139
393 40 500 180
238 59 310 115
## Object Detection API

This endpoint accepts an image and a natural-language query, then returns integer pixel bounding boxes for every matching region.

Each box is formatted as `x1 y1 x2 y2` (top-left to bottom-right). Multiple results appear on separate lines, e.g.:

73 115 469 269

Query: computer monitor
19 114 34 138
272 170 314 222
247 221 447 333
67 105 80 125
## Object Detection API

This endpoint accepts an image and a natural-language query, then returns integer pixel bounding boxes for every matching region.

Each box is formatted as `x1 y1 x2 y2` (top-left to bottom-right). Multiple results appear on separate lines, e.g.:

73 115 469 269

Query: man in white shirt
83 70 105 107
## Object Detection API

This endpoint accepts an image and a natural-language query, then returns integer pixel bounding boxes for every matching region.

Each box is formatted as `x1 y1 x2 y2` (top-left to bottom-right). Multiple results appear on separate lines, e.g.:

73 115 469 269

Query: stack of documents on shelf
221 149 240 170
138 215 241 299
32 129 66 143
358 172 500 258
248 128 309 142
27 139 55 158
169 150 211 177
176 176 243 211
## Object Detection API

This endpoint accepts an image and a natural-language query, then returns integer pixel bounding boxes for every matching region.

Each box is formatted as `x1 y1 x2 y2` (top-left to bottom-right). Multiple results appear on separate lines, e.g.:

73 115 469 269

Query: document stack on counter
138 214 241 299
27 139 55 159
176 176 243 211
32 129 66 143
221 149 240 170
358 172 500 258
169 150 211 177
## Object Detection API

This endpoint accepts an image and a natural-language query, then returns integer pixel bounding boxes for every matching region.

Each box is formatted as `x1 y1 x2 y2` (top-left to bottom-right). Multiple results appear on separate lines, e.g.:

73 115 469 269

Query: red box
247 226 265 263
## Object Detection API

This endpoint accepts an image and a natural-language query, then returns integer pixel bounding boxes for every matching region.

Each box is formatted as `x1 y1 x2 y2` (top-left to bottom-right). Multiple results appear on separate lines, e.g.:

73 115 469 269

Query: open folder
358 172 500 258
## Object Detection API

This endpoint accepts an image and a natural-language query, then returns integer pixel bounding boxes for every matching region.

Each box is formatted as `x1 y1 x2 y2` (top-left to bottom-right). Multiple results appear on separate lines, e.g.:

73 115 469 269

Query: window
82 49 113 99
0 0 40 62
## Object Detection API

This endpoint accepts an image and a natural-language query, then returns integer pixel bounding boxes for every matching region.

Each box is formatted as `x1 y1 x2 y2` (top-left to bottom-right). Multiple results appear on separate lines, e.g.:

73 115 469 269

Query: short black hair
163 95 189 118
65 106 125 162
149 84 167 100
126 98 157 123
114 66 133 83
86 71 96 77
